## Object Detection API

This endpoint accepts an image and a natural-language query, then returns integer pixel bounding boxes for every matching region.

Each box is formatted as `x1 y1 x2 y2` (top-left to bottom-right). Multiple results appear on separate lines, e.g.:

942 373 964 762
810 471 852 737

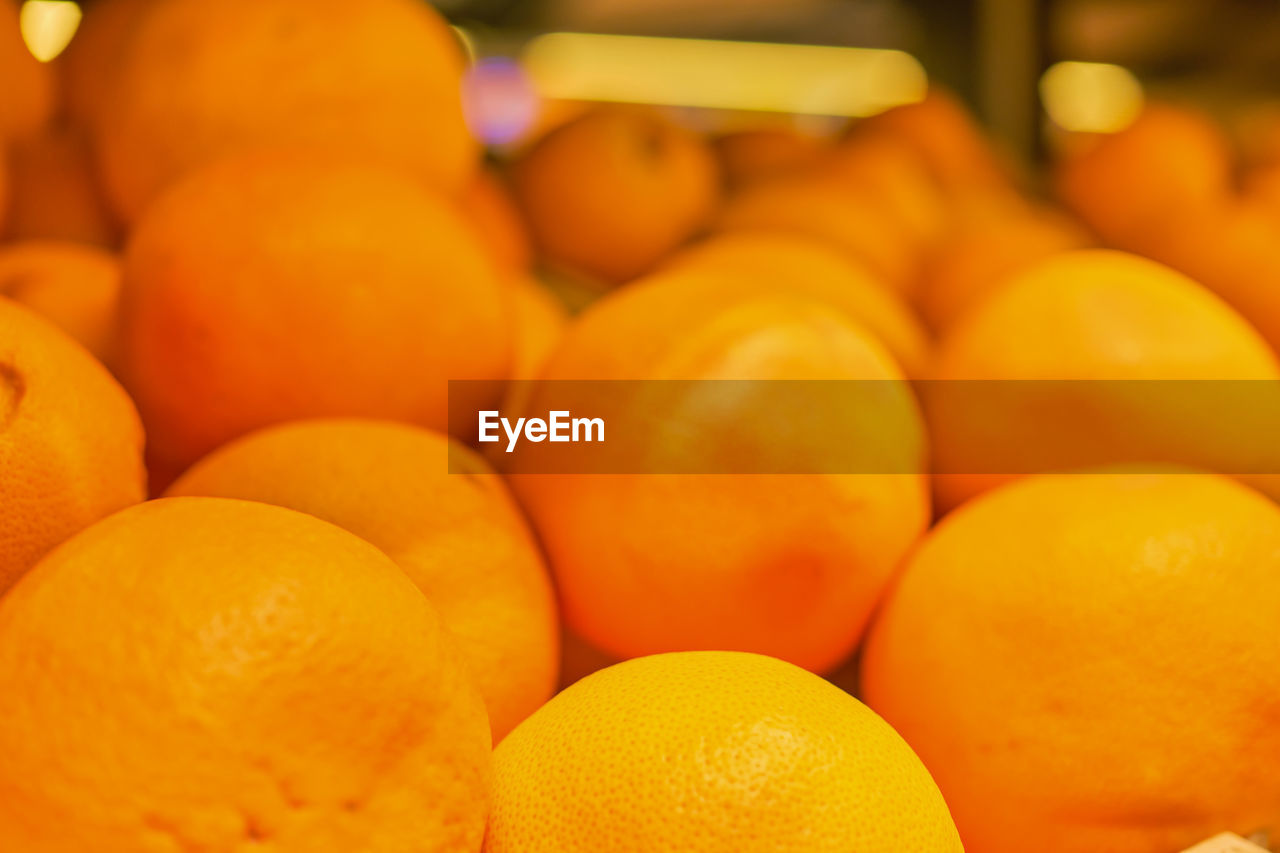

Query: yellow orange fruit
863 472 1280 853
457 167 533 274
94 0 476 222
0 0 54 139
55 0 154 129
658 231 931 376
5 124 119 247
0 240 121 366
118 151 510 483
486 651 963 852
928 249 1280 510
511 106 720 284
167 419 558 741
510 290 929 673
714 126 830 188
0 298 144 594
0 496 492 851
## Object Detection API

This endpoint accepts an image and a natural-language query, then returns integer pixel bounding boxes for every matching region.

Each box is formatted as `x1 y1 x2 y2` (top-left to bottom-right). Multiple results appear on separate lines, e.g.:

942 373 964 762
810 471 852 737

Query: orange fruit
658 231 931 377
0 0 54 139
118 150 510 483
166 419 559 741
55 0 153 129
714 126 830 188
916 206 1089 334
511 106 720 284
5 124 119 247
863 472 1280 853
509 274 569 382
457 167 533 274
928 249 1280 511
0 240 121 366
94 0 476 223
0 298 144 594
0 496 492 851
486 651 963 852
1054 103 1233 247
509 290 929 673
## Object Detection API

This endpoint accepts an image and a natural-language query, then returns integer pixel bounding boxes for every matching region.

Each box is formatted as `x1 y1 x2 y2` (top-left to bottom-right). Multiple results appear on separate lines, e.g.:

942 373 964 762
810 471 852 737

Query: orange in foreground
512 106 720 284
0 241 122 366
118 151 510 483
486 651 962 852
863 473 1280 853
0 299 144 594
93 0 477 222
167 419 559 741
0 497 492 851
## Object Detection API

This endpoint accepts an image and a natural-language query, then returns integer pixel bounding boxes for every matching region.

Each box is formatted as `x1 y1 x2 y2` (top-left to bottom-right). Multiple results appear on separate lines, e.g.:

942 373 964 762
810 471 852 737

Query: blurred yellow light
19 0 81 62
1040 61 1144 133
522 33 927 117
451 25 476 64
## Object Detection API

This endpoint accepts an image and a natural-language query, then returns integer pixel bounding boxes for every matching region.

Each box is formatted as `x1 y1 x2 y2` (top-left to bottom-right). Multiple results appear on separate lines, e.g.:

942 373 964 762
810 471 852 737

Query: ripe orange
0 0 54 139
93 0 477 222
0 298 144 594
117 150 510 483
863 472 1280 853
510 289 929 673
0 496 492 851
928 249 1280 511
0 240 121 366
486 651 963 852
167 419 558 741
511 106 720 284
658 231 931 377
509 275 569 382
55 0 153 129
5 125 119 247
1054 103 1233 247
457 167 533 274
714 126 830 188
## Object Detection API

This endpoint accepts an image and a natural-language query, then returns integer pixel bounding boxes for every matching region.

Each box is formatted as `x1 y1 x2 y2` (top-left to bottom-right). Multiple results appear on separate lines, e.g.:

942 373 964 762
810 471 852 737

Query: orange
118 150 510 484
714 126 830 188
658 231 931 377
0 496 491 851
716 176 920 295
1054 103 1233 247
509 289 929 673
0 240 121 366
5 124 119 247
928 249 1280 511
457 167 533 274
55 0 153 129
511 105 720 284
0 298 144 594
916 205 1089 334
93 0 476 223
486 651 963 852
509 274 569 382
167 419 559 741
863 472 1280 853
0 0 54 140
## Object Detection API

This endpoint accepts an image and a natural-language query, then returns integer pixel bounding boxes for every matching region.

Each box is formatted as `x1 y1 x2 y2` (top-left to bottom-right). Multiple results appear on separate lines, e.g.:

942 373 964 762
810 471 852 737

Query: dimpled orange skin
485 651 964 852
118 151 510 482
0 299 144 594
166 419 559 741
0 241 122 367
929 249 1280 511
5 125 120 248
511 106 721 284
93 0 477 223
0 497 492 852
863 473 1280 853
510 293 929 673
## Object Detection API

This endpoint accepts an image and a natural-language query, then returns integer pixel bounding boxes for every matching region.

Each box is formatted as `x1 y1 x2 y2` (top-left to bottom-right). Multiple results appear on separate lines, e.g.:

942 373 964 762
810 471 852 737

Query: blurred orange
0 0 55 140
0 240 121 366
714 126 831 188
56 0 154 129
5 124 119 247
509 274 569 382
93 0 477 222
458 167 533 274
511 106 721 285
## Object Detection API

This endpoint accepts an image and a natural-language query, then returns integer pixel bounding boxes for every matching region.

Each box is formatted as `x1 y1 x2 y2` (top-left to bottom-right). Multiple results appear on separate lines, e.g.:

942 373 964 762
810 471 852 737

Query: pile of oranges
3 0 1280 850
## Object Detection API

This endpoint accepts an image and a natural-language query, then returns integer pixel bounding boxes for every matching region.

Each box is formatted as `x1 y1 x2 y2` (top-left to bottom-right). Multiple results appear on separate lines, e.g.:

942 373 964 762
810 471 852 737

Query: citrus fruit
714 125 830 188
863 472 1280 853
167 419 559 741
457 167 533 274
509 275 568 382
0 496 491 851
486 651 963 852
